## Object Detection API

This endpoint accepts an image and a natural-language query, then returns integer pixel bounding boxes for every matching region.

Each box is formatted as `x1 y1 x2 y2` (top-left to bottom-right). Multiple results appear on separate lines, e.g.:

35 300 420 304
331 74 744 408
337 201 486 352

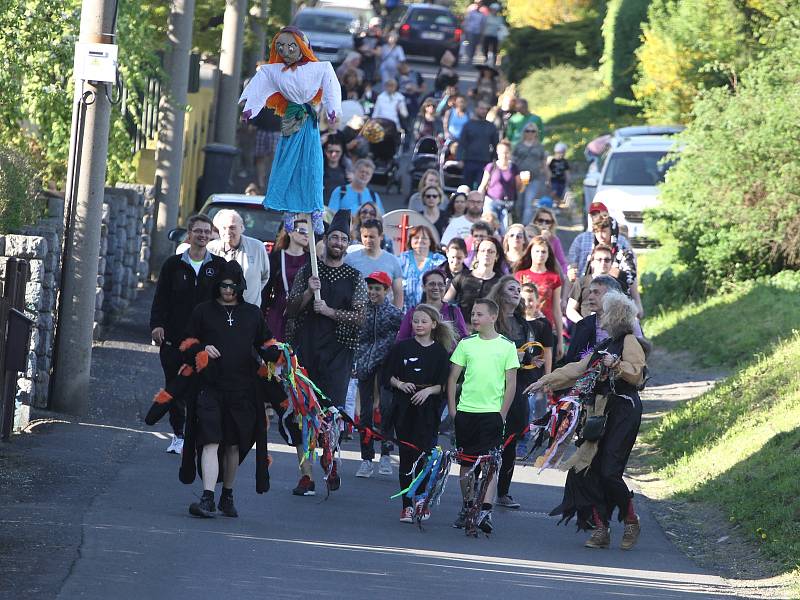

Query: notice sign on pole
73 42 118 83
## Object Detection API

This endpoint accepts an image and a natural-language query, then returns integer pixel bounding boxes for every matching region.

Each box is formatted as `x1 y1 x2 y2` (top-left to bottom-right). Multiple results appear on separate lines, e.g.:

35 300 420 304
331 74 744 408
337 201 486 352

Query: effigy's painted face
276 32 301 64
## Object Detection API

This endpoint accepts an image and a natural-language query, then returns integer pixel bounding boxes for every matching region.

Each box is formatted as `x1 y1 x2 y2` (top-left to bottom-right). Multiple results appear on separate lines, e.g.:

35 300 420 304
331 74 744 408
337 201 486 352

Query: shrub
504 18 604 83
647 32 800 286
599 0 651 99
0 146 45 233
507 0 599 30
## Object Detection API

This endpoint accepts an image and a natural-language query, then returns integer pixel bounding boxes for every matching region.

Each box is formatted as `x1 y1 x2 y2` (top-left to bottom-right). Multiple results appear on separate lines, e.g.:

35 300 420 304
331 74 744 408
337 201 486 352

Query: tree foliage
648 31 800 286
507 0 600 29
632 0 750 123
599 0 650 99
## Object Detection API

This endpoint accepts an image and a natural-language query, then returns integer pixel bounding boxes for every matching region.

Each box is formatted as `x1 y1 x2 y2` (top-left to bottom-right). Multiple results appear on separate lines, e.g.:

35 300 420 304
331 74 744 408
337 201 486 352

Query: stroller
365 118 404 194
439 139 464 194
410 136 440 190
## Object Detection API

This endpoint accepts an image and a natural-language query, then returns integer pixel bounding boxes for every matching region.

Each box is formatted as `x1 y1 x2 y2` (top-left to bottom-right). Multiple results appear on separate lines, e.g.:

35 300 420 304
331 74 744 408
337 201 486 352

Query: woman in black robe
180 260 280 518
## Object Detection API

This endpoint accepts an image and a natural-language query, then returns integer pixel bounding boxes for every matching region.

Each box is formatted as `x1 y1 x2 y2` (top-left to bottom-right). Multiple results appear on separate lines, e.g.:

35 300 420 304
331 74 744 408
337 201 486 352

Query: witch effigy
525 291 649 550
239 26 342 236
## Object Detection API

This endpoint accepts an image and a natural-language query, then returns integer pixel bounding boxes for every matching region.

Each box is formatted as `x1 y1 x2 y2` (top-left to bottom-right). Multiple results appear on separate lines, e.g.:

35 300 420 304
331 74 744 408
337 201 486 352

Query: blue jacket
355 299 403 379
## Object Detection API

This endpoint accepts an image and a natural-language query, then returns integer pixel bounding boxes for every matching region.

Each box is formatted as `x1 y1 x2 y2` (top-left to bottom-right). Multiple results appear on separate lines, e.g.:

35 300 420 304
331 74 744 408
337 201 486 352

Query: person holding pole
285 210 368 496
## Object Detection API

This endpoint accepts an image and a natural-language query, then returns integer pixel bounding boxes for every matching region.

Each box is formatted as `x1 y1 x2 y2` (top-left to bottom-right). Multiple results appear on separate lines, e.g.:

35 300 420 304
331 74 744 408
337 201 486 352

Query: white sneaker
355 460 374 478
165 435 178 454
378 455 392 476
173 436 184 455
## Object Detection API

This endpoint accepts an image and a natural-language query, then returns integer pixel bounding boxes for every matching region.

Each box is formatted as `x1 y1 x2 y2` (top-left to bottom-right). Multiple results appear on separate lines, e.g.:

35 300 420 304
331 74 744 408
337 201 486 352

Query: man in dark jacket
457 101 499 189
150 214 226 453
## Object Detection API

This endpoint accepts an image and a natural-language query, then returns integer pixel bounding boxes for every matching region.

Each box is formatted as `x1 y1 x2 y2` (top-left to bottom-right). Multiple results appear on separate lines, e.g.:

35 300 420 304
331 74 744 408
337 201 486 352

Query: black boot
189 490 216 518
218 488 238 518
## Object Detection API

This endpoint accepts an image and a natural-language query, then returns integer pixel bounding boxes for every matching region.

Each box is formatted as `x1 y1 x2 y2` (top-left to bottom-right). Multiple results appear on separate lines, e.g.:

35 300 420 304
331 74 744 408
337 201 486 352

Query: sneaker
378 455 392 476
414 500 431 521
355 460 374 478
400 507 414 523
292 475 316 496
218 492 238 518
477 509 494 534
584 526 611 549
173 436 184 455
189 491 216 518
165 434 179 454
496 495 520 509
452 507 467 529
621 515 641 550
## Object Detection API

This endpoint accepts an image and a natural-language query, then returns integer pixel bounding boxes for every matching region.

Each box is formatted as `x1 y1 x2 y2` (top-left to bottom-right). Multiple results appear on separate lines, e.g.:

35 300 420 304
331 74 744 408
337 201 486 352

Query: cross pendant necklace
225 307 235 326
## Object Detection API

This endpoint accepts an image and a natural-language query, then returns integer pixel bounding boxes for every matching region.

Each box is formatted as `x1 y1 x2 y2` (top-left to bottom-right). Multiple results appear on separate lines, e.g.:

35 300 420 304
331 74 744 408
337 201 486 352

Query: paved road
8 286 740 600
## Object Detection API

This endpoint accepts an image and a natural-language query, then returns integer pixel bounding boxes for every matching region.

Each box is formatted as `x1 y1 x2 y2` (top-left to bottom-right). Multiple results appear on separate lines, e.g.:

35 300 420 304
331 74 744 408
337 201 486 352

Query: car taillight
400 23 411 38
454 27 462 42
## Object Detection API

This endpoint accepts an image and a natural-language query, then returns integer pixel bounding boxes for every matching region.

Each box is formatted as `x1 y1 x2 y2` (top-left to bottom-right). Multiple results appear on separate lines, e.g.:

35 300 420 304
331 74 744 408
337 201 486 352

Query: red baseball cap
588 201 609 214
365 271 392 288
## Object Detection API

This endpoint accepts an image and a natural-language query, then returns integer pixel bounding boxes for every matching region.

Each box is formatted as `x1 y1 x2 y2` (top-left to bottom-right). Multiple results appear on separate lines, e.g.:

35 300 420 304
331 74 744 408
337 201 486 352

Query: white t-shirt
441 215 478 245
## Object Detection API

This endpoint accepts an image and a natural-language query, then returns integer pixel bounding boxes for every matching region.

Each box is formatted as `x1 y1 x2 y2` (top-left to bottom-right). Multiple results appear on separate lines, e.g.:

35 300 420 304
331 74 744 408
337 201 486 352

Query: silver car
291 8 360 65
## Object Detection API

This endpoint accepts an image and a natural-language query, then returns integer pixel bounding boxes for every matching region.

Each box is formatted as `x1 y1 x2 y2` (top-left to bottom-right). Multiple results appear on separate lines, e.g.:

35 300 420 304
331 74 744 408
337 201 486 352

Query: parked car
387 4 462 63
291 8 361 65
587 136 681 246
583 125 684 212
170 194 284 252
310 0 375 28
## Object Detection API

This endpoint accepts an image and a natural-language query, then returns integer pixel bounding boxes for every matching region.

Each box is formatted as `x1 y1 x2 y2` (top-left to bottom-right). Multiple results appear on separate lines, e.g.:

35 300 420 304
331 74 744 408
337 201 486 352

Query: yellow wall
135 86 215 226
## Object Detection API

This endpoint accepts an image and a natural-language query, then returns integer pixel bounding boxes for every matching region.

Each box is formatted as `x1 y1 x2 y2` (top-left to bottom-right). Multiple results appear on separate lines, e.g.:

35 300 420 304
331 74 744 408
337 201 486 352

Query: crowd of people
145 11 650 552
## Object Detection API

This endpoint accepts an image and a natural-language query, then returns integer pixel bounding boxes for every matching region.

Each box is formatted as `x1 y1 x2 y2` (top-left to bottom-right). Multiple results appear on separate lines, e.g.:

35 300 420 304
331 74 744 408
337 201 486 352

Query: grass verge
642 270 800 369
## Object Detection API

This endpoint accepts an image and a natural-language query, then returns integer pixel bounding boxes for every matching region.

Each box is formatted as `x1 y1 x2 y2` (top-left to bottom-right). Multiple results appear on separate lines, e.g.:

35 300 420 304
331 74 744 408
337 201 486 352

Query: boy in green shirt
447 298 519 534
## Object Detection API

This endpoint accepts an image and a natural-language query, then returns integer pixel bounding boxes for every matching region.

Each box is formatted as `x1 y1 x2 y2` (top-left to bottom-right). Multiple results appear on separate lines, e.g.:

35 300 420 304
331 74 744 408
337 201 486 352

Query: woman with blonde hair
502 223 528 268
486 276 552 509
526 291 647 550
384 303 454 522
527 206 568 275
408 168 445 212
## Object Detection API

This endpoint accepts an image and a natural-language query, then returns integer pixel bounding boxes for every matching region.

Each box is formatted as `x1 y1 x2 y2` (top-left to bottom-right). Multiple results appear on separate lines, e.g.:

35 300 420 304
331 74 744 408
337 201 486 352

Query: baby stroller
410 136 440 190
439 139 463 194
365 118 404 194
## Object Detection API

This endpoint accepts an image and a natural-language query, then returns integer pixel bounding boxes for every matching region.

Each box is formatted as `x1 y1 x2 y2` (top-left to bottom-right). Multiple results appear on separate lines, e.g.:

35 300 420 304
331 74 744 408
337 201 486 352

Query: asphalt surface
0 59 751 600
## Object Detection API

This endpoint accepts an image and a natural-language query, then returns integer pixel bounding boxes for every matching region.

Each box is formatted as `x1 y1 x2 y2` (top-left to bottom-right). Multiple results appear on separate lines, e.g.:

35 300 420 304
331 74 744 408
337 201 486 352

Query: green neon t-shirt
450 334 520 413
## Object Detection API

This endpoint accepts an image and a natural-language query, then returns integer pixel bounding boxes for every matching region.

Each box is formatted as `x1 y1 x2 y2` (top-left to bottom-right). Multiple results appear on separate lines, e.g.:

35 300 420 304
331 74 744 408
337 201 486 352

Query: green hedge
599 0 650 98
0 146 44 234
504 18 604 83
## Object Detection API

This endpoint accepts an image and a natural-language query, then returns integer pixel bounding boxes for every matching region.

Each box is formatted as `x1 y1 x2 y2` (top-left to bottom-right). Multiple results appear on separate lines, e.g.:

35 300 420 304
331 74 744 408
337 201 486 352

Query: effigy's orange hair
266 28 323 116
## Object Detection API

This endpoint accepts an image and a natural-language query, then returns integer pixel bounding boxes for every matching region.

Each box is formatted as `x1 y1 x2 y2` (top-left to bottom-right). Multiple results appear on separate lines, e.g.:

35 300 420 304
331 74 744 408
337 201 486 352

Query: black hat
215 260 247 301
327 209 351 238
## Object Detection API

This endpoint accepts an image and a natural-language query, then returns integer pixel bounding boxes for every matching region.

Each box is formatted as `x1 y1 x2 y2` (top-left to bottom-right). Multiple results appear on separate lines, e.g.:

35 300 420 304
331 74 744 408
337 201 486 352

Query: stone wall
1 185 155 430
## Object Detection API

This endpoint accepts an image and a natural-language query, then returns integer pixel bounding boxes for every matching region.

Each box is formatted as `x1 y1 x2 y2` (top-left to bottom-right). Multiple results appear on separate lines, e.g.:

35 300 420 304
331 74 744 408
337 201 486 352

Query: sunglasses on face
219 282 241 290
424 194 440 199
295 228 309 235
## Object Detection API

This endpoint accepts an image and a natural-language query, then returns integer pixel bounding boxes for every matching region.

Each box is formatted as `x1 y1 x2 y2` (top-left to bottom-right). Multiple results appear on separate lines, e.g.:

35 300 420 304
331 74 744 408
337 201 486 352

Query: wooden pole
307 226 322 302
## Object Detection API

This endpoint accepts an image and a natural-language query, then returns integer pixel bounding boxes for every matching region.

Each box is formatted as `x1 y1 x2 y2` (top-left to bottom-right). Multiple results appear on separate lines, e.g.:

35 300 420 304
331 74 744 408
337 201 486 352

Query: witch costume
239 27 342 234
536 332 646 533
163 261 283 502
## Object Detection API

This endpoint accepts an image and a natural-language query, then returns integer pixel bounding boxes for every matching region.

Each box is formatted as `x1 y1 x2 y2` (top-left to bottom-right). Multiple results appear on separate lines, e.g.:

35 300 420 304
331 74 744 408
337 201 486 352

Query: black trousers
395 404 434 509
497 388 529 497
358 369 393 460
159 342 186 437
297 340 354 409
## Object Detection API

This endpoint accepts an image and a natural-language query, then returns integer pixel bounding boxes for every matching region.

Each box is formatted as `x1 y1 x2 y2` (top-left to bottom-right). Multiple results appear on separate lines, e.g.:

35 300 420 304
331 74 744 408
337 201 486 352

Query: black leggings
395 408 434 509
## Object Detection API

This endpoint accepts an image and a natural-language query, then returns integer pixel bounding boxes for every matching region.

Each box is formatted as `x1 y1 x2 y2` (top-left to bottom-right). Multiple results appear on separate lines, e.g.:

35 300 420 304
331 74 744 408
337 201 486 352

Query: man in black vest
150 214 226 454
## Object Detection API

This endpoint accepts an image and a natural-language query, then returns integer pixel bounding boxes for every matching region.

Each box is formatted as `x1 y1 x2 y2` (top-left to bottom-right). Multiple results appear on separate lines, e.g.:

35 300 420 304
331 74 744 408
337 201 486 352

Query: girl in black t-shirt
384 304 454 523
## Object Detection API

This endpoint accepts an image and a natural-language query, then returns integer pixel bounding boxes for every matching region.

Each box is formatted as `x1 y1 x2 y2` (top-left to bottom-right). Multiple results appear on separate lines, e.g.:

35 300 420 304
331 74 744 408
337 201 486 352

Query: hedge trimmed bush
0 146 45 233
504 18 604 83
599 0 650 98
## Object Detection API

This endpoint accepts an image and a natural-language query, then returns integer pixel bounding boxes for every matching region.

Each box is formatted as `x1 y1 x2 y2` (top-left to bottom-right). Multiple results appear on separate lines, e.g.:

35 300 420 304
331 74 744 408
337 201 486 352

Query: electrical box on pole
73 42 119 83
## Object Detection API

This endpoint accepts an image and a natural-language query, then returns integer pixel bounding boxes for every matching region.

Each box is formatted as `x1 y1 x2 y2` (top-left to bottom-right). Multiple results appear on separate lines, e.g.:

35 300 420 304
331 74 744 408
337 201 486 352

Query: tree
507 0 600 29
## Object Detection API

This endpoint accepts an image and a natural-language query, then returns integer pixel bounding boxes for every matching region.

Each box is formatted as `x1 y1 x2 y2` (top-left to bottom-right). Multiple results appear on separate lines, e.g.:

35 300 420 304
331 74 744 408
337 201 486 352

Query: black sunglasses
424 193 440 199
219 282 242 290
535 218 554 225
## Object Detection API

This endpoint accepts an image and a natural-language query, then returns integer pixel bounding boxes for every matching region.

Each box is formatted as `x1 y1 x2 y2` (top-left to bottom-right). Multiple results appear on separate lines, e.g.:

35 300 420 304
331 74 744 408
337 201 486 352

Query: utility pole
50 0 116 416
215 0 247 145
150 0 197 272
247 0 269 73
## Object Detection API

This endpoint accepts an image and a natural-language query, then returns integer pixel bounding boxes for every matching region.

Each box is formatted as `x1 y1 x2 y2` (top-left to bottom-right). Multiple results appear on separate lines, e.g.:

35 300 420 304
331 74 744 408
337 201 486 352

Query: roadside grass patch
641 332 800 571
642 270 800 369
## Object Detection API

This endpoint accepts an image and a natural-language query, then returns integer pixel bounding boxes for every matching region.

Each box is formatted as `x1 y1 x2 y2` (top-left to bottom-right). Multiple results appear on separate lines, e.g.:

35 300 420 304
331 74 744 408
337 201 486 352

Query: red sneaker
292 475 315 496
400 507 413 523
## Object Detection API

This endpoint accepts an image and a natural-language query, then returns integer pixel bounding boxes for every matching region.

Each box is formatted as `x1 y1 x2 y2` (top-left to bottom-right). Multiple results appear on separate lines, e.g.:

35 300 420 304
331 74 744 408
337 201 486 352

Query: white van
588 135 680 245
